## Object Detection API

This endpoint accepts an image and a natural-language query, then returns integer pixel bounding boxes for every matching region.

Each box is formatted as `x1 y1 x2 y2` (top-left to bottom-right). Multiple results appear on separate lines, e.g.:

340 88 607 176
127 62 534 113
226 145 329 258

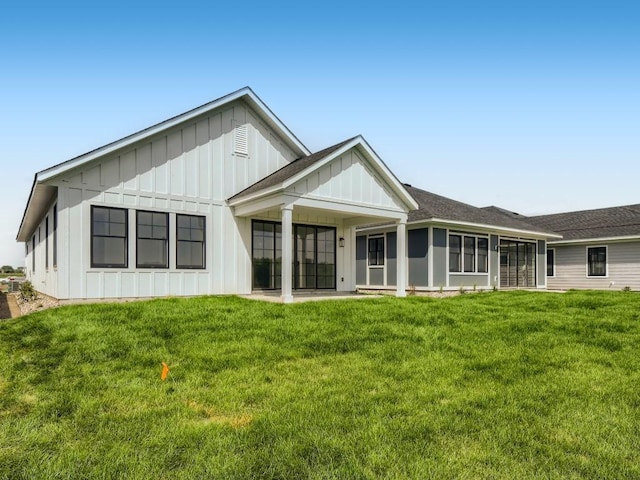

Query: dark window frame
477 237 489 273
91 206 129 268
176 214 206 269
45 216 49 270
53 204 57 268
587 246 607 277
449 234 462 272
450 233 489 274
32 235 36 272
136 210 169 269
547 248 555 277
368 236 385 266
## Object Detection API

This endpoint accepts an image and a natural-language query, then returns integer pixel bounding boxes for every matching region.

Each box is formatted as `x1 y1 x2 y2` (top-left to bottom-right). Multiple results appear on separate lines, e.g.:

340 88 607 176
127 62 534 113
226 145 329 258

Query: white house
17 87 419 303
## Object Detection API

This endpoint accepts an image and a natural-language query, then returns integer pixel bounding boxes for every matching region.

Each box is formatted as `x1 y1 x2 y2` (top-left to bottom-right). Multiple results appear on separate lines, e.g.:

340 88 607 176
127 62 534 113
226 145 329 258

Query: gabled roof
228 135 419 212
527 204 640 241
17 87 310 241
229 138 356 202
406 186 559 237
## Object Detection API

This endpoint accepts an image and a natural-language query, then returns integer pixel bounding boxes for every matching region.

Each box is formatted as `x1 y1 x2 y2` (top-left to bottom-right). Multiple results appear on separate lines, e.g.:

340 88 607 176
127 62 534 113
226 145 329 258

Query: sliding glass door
500 240 536 288
252 221 336 290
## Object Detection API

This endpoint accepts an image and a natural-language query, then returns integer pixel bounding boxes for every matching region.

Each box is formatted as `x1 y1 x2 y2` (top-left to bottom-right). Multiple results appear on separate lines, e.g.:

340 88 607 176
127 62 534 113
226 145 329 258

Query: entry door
294 225 336 290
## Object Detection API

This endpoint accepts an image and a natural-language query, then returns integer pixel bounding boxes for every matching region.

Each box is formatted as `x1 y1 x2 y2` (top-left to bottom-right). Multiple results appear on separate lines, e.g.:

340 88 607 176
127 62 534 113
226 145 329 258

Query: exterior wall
25 201 58 298
355 236 367 285
50 100 298 300
548 241 640 291
386 232 397 287
537 240 546 287
291 148 405 211
408 228 428 287
449 274 488 288
489 235 499 288
432 228 447 287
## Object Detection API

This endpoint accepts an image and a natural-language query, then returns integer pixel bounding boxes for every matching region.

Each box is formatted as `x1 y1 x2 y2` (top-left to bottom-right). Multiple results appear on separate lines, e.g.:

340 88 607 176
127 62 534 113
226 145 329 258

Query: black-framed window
176 214 206 269
478 238 489 273
45 216 49 270
252 220 282 289
32 235 36 272
53 204 57 268
136 210 168 268
547 249 555 277
449 235 461 272
450 233 489 273
368 236 384 266
91 206 128 268
464 236 476 272
587 246 607 277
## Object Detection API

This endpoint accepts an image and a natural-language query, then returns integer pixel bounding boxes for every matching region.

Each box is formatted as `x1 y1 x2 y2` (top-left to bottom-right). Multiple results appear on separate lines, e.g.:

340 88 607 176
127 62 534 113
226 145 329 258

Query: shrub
19 281 37 301
622 286 632 292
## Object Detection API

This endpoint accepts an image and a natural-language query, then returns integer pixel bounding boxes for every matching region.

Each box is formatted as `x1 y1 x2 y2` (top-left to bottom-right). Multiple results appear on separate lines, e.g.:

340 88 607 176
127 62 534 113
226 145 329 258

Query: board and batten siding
24 201 58 299
291 148 405 211
547 241 640 291
50 100 299 300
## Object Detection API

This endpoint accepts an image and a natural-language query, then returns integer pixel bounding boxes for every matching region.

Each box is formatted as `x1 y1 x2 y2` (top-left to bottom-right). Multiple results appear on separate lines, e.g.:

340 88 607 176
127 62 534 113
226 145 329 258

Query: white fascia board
293 196 408 220
357 217 561 239
229 136 419 212
549 235 640 245
37 88 310 183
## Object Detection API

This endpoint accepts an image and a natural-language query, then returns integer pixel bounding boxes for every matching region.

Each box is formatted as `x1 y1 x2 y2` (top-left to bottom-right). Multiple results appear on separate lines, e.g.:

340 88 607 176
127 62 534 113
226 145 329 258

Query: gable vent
234 124 248 155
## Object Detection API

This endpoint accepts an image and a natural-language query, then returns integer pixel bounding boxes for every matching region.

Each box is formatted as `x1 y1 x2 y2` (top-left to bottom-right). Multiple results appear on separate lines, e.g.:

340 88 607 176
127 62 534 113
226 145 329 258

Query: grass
0 291 639 479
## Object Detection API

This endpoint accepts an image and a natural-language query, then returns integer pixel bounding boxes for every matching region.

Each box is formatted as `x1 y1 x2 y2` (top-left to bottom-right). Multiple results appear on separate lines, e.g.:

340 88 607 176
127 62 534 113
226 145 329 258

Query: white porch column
281 205 294 303
396 218 407 297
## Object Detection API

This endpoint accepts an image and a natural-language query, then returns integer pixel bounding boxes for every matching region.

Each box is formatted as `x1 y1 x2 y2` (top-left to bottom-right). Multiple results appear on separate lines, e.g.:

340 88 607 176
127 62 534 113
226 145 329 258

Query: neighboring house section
354 187 559 292
527 205 640 291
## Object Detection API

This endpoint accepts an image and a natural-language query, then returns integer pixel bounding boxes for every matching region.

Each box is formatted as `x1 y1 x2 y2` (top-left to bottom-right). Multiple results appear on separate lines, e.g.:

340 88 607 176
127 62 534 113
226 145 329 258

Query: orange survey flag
161 362 170 381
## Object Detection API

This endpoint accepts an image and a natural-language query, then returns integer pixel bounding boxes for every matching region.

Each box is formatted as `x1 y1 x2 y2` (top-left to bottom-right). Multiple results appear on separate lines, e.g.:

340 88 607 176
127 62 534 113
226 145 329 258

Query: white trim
427 226 434 288
229 136 418 212
586 245 608 278
547 247 556 278
549 235 640 245
38 88 309 183
408 218 560 240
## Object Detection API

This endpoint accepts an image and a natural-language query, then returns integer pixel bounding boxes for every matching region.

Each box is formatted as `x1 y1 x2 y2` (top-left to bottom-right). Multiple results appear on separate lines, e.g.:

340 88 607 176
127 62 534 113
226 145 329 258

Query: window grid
587 246 607 277
136 211 169 268
176 214 206 269
91 206 128 268
450 233 489 274
368 237 384 266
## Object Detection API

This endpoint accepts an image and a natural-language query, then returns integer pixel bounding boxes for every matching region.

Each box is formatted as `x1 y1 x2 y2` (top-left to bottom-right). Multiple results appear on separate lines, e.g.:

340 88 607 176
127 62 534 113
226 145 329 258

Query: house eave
406 218 562 239
548 235 640 245
16 179 57 242
37 87 310 183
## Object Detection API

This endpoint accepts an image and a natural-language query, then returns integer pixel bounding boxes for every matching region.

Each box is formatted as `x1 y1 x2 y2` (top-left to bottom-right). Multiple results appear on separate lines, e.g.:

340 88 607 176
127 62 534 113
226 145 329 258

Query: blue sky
1 1 639 266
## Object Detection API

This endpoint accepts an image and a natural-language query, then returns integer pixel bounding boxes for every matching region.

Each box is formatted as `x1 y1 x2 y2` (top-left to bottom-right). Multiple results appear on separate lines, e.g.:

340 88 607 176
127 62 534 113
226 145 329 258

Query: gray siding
449 274 489 288
537 240 546 287
433 228 447 287
369 268 384 286
355 235 367 285
548 241 640 291
386 232 397 287
490 235 499 288
408 228 428 287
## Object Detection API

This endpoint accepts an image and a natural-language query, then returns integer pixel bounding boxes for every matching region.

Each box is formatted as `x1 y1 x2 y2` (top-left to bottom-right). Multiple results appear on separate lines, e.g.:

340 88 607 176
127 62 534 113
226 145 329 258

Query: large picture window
92 206 128 268
176 214 206 269
368 237 384 266
136 211 168 268
450 233 489 274
587 246 607 277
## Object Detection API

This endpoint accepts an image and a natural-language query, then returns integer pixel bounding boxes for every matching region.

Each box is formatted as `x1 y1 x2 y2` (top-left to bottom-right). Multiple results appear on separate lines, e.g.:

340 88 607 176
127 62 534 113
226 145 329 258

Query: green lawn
1 291 639 479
